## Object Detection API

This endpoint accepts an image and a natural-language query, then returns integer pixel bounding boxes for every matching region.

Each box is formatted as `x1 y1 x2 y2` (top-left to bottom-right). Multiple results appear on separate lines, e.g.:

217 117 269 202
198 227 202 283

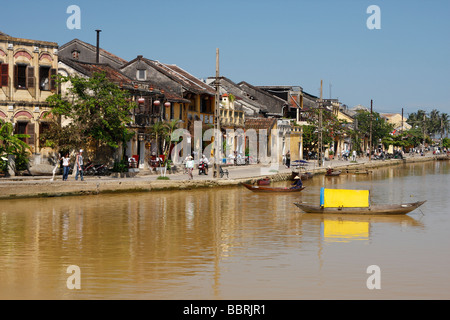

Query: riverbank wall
0 155 446 200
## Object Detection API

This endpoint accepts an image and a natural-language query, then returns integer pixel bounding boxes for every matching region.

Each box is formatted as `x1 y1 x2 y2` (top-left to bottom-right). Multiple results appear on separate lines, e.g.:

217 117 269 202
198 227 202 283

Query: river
0 160 449 299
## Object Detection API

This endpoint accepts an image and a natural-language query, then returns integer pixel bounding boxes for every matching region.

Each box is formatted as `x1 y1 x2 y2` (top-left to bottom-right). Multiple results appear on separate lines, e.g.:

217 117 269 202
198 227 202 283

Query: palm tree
146 121 167 156
161 119 181 161
440 113 449 138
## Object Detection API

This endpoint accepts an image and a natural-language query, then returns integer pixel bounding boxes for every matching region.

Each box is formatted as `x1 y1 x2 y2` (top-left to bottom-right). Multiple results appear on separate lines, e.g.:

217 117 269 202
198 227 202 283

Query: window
0 63 8 87
137 69 146 81
16 65 28 89
72 50 79 60
39 66 51 91
15 121 33 144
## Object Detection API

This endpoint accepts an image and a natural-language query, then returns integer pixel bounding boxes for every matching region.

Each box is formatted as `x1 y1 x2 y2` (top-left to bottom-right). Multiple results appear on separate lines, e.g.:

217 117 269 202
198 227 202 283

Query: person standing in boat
291 176 303 189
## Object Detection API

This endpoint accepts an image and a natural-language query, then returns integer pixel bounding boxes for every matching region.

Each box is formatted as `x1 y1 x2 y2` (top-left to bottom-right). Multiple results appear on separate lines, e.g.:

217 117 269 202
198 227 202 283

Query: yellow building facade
0 32 58 159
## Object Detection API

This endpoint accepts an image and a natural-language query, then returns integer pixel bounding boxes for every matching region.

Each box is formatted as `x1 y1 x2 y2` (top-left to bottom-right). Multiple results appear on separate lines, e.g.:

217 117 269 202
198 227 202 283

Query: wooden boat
242 183 305 193
342 169 372 175
325 169 341 176
294 200 426 215
291 171 313 180
257 178 271 185
301 172 314 180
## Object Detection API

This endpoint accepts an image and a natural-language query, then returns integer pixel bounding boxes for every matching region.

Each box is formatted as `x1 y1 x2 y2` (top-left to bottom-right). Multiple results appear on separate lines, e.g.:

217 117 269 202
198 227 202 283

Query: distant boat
325 169 341 176
242 183 305 193
290 171 313 180
342 169 372 175
294 201 426 215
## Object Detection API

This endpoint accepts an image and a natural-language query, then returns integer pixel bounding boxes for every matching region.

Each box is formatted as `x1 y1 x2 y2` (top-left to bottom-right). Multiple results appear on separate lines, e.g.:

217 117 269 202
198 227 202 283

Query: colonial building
58 56 164 168
381 113 411 133
120 55 216 135
0 31 58 164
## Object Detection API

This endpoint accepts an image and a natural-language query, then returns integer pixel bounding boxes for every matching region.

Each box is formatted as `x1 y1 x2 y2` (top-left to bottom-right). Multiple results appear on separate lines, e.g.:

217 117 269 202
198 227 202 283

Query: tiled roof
244 117 276 130
60 58 132 84
60 39 128 66
143 58 215 95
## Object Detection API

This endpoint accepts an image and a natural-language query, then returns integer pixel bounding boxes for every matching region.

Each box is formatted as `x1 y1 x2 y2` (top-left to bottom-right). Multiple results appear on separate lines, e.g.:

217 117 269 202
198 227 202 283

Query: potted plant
328 150 334 160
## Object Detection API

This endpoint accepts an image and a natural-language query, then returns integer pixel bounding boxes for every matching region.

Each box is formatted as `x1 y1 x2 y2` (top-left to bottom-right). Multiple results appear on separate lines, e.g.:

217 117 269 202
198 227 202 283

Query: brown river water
0 161 449 300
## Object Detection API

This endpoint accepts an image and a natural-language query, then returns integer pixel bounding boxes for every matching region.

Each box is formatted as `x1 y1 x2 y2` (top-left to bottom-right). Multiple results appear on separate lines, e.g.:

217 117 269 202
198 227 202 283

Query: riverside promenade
0 153 445 200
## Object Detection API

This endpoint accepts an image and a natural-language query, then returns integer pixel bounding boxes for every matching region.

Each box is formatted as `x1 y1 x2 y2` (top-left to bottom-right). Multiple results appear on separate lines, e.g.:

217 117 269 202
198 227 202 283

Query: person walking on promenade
75 149 84 181
285 151 291 168
61 153 70 181
186 156 194 180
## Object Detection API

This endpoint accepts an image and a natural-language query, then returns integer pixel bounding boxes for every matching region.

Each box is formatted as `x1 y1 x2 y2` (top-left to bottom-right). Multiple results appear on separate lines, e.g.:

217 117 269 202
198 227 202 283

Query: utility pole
401 108 404 135
318 80 323 167
422 113 426 149
369 100 373 162
213 48 221 178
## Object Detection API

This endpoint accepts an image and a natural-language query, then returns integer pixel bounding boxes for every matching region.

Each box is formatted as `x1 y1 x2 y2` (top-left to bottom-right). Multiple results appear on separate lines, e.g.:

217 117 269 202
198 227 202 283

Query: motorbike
84 161 110 176
198 161 208 175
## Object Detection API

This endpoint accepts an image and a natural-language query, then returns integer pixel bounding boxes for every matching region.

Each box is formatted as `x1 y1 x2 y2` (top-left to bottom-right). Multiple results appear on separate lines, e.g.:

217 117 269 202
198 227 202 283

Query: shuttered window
27 122 35 146
0 63 8 87
14 65 35 90
50 68 56 92
27 66 35 90
15 65 27 89
14 121 35 146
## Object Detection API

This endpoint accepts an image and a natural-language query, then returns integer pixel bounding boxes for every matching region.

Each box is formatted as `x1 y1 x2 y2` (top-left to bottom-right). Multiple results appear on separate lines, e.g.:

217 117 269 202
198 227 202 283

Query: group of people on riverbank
60 149 84 182
184 154 210 180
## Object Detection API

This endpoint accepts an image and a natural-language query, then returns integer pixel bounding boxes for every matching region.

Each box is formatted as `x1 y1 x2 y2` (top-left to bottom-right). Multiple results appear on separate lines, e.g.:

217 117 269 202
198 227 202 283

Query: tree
353 110 394 150
302 107 350 153
145 119 181 175
0 119 31 174
44 72 136 158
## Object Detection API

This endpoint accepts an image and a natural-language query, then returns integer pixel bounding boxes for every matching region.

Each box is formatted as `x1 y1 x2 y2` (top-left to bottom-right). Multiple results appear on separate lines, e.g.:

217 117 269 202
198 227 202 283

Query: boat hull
243 183 305 193
294 201 426 215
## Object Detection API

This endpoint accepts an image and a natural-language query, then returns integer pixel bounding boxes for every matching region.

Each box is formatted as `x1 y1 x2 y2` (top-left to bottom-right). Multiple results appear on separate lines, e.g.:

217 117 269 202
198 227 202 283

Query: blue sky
2 0 449 116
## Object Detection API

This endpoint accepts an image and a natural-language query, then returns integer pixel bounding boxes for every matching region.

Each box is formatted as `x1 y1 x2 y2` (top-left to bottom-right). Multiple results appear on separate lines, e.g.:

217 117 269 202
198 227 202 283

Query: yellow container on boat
320 188 369 208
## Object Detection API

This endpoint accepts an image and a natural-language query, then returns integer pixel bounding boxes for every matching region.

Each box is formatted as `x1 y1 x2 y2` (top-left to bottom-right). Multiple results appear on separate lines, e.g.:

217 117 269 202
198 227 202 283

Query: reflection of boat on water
294 187 426 215
294 201 426 215
300 213 424 243
242 183 305 193
323 219 369 242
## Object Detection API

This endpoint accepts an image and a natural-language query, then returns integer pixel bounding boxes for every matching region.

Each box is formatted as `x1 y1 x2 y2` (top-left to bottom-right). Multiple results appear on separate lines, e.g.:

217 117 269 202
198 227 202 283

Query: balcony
187 111 214 125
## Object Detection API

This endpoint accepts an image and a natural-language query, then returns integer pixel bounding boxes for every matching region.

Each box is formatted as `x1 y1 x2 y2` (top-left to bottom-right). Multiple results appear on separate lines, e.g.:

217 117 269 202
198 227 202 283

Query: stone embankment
0 154 446 200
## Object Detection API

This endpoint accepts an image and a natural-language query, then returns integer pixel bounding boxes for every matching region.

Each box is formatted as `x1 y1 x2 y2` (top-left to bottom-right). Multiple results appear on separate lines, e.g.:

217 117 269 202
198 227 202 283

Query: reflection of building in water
322 219 370 243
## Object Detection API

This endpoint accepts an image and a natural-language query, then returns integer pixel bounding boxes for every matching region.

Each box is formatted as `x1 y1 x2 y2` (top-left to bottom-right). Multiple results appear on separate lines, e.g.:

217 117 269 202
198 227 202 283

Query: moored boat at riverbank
242 183 305 193
294 200 426 215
